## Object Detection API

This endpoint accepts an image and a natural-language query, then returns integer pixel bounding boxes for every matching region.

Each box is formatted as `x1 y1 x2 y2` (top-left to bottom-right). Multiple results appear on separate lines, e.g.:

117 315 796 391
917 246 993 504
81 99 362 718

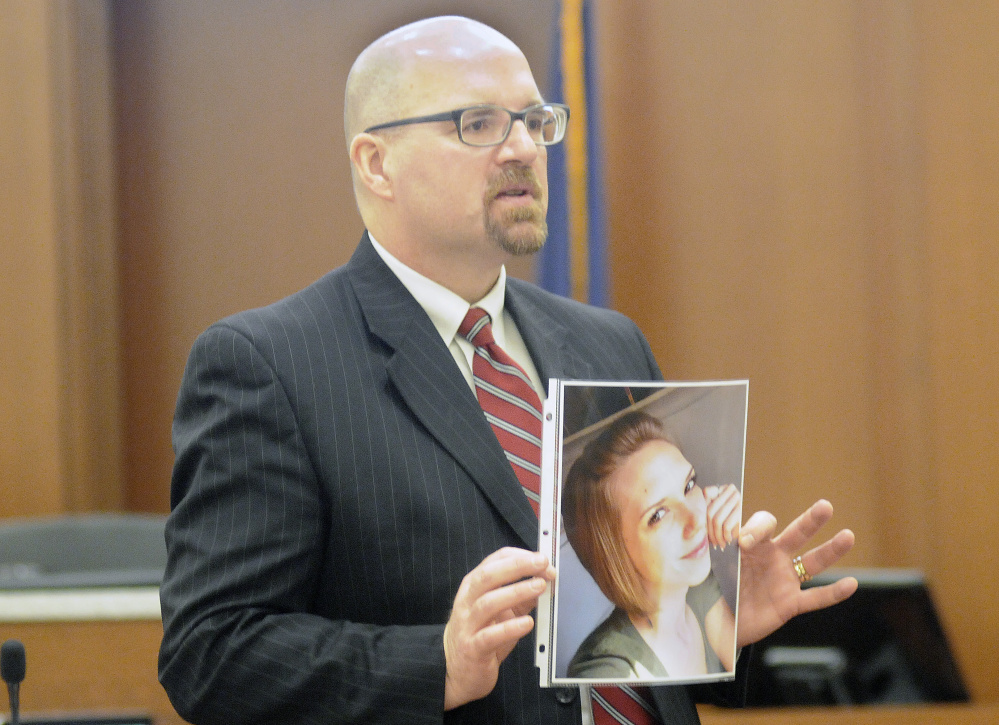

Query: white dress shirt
368 235 546 401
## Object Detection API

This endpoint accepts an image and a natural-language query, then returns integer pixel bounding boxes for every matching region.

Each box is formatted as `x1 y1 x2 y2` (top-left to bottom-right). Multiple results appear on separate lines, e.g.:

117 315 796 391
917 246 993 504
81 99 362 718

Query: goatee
484 167 548 256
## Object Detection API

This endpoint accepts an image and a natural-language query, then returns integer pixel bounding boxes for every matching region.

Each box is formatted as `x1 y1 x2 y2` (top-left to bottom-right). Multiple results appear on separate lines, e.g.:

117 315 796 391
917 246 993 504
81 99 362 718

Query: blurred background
2 0 997 720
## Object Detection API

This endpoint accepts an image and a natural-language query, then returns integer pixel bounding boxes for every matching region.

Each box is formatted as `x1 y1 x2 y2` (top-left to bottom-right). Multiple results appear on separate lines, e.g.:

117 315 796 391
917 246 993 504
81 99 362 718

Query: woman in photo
562 411 741 680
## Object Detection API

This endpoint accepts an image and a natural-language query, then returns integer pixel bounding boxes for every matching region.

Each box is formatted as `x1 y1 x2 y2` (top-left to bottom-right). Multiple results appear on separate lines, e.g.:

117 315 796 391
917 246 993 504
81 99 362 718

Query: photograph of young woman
561 410 741 680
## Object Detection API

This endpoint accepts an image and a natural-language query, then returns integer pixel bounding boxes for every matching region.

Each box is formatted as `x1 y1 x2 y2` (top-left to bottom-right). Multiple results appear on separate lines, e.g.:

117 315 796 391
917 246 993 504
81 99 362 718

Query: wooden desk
699 702 999 724
3 587 991 725
0 588 184 725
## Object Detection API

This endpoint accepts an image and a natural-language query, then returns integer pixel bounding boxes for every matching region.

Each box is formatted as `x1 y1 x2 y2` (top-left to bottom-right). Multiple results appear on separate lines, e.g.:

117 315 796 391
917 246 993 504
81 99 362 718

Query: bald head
344 16 528 147
342 16 549 298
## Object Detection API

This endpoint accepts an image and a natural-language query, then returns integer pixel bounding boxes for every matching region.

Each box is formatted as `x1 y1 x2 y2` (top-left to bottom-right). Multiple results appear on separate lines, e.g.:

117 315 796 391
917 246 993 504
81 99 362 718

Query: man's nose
498 119 539 162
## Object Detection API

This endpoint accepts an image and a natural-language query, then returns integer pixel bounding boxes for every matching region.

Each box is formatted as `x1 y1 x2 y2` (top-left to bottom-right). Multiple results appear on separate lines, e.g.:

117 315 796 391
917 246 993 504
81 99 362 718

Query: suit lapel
505 280 595 388
346 236 538 548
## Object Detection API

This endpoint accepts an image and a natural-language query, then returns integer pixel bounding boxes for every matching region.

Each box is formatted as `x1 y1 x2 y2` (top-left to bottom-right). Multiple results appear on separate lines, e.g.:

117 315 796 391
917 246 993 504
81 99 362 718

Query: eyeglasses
363 102 570 147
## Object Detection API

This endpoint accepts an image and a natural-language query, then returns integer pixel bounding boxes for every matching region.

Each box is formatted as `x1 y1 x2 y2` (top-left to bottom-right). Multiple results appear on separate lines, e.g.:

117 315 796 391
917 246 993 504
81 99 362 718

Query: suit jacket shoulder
504 277 664 385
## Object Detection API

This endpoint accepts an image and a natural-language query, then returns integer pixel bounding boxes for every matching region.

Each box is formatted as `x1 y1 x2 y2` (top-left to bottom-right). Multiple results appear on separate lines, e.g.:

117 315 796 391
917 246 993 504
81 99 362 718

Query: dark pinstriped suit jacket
158 234 711 724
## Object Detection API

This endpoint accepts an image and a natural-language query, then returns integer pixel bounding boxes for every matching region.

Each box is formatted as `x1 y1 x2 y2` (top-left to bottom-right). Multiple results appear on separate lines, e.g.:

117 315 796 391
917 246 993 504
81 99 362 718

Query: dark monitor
744 568 969 706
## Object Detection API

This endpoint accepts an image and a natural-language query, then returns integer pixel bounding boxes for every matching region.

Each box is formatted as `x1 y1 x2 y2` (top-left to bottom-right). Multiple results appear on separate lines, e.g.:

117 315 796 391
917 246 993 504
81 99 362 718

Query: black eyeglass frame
363 102 570 147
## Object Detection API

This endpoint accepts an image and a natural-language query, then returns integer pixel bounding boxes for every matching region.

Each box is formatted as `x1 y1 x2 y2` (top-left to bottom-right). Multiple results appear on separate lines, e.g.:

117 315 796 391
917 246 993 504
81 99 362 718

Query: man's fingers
443 550 552 711
801 528 856 579
772 499 835 553
447 606 535 666
470 576 547 625
739 510 777 551
471 611 536 652
460 548 552 602
795 575 859 616
447 548 551 663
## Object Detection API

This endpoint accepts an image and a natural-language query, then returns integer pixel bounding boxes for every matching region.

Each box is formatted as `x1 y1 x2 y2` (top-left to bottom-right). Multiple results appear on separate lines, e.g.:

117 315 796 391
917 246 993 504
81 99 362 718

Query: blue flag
538 0 608 308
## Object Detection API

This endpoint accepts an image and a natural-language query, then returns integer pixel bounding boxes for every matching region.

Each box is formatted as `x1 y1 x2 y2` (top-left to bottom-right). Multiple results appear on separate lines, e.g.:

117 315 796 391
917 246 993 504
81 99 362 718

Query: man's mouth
493 186 534 200
487 167 542 204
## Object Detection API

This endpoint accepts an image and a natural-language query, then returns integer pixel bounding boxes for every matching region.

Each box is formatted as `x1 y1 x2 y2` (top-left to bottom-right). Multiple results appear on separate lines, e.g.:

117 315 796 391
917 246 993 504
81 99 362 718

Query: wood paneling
918 0 999 703
0 619 184 725
598 0 998 701
111 0 555 512
599 0 880 560
699 703 999 725
53 0 126 511
4 0 998 710
1 1 67 515
0 0 123 515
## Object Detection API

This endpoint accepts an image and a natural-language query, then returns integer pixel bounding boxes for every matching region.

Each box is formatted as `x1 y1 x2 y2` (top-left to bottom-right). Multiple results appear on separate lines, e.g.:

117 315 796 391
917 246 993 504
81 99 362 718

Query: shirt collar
368 233 509 347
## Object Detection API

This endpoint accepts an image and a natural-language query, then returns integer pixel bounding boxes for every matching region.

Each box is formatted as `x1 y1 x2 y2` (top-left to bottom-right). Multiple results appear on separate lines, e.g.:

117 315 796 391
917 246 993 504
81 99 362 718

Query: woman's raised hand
703 484 742 549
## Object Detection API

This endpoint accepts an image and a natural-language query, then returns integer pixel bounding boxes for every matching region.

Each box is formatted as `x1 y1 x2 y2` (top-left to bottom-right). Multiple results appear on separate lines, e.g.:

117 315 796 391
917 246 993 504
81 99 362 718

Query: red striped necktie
459 307 662 724
591 684 661 724
458 307 543 514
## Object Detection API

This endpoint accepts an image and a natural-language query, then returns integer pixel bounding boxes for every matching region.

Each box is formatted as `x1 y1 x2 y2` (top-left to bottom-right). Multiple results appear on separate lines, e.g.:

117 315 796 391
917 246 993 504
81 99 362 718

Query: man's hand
736 499 858 647
443 547 555 711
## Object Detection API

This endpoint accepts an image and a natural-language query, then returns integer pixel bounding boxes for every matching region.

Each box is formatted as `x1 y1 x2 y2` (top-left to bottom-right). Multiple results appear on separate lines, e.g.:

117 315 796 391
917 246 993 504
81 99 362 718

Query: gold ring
793 555 811 584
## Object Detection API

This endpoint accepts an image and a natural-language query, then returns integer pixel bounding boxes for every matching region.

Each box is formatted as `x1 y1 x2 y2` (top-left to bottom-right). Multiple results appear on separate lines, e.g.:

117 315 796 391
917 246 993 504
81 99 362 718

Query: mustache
485 166 543 202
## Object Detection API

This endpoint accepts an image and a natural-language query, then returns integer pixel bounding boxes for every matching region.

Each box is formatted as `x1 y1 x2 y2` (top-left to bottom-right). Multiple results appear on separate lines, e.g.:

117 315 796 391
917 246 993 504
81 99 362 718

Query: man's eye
464 116 494 133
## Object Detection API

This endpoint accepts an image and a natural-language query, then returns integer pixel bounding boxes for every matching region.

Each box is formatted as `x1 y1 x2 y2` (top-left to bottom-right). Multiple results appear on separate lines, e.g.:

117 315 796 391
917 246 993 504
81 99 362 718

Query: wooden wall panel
52 0 126 511
854 2 935 579
1 0 123 516
598 0 880 561
112 0 555 512
0 619 183 725
918 0 999 702
597 0 999 701
699 703 999 725
5 0 999 708
1 1 66 516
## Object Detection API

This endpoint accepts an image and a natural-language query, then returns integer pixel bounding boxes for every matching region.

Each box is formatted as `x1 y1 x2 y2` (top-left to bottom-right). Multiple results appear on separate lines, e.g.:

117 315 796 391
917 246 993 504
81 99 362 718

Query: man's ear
349 133 394 200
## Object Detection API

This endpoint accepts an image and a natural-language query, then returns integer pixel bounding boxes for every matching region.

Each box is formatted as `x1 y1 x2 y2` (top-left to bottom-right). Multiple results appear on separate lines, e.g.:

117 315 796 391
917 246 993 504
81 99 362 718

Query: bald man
159 16 856 725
